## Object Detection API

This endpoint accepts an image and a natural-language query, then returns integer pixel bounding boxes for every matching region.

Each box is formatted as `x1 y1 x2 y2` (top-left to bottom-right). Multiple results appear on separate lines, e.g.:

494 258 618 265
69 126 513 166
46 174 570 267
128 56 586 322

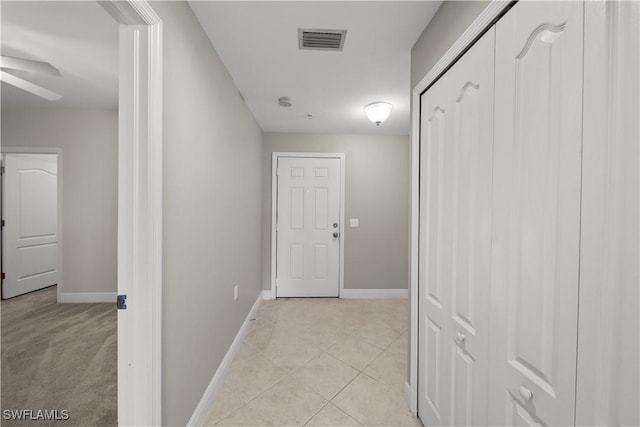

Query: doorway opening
0 0 163 425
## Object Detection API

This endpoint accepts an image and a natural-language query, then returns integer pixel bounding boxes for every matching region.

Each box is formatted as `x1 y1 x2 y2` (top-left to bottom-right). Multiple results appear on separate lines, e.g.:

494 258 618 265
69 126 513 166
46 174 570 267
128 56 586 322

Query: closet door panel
489 2 583 426
419 79 453 427
576 2 640 425
418 28 495 427
447 30 494 427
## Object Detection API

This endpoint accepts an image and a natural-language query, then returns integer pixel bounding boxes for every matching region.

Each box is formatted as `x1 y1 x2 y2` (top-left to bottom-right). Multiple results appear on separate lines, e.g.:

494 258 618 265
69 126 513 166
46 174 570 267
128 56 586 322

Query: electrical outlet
234 285 239 300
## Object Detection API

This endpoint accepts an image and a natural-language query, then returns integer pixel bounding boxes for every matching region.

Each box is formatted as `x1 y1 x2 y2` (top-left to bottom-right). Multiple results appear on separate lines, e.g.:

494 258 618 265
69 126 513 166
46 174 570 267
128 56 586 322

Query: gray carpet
1 286 117 426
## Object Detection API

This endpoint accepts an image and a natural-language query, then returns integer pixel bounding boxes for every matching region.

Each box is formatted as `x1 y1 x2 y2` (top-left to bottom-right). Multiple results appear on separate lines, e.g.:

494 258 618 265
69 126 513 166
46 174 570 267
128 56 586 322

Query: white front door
418 27 495 427
2 153 58 299
489 2 584 426
275 156 341 298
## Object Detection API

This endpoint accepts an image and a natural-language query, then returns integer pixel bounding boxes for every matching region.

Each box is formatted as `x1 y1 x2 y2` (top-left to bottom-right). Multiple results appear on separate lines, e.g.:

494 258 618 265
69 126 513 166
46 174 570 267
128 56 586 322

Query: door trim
270 152 345 299
408 0 511 416
1 148 63 302
98 1 163 425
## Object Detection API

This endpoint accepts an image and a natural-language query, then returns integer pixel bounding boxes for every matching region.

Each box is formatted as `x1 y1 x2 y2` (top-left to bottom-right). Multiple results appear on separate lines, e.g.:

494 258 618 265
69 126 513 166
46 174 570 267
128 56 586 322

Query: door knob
333 232 339 238
519 385 533 401
333 223 339 228
457 332 466 343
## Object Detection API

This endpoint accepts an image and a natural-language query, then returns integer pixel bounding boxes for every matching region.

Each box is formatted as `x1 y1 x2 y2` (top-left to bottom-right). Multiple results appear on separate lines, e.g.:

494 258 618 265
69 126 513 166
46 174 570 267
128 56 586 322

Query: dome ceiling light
364 102 393 126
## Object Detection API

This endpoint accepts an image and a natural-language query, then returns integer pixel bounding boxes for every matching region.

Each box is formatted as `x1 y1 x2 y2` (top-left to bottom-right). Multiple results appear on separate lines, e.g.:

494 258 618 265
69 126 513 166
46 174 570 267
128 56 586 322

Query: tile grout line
301 400 331 426
327 372 369 426
327 328 409 423
331 401 365 427
213 372 294 426
359 328 407 373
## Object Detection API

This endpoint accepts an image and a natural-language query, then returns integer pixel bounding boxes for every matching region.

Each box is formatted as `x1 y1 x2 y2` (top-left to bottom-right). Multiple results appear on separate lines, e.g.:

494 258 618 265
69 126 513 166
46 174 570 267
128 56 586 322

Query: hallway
205 298 419 426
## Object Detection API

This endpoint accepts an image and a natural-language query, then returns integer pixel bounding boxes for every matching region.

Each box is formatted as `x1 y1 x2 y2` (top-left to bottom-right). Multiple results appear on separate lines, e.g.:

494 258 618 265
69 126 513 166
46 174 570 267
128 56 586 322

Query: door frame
0 148 63 302
0 1 162 423
408 0 511 416
270 152 345 299
98 1 163 425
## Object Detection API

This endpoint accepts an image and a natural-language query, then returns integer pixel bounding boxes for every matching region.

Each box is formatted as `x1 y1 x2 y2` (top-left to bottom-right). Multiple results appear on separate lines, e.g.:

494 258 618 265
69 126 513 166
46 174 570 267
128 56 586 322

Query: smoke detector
278 96 292 107
298 29 347 51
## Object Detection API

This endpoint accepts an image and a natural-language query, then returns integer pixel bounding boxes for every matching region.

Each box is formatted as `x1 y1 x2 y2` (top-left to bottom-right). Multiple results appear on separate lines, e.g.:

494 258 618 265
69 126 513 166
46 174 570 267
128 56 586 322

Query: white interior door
418 27 495 427
275 156 341 297
2 153 59 299
488 2 584 426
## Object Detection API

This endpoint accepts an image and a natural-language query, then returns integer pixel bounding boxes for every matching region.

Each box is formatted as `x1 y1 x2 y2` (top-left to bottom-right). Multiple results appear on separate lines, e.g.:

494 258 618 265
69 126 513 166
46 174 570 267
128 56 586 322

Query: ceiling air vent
298 29 347 51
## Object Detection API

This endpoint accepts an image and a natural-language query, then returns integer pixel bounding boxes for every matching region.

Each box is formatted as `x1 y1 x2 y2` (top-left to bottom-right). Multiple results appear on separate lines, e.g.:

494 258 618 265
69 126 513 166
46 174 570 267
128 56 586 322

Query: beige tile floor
204 298 422 427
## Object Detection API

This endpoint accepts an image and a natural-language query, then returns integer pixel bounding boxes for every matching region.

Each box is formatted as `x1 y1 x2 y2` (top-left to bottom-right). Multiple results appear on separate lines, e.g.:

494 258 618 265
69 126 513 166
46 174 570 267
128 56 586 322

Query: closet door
418 28 495 427
488 2 584 426
575 2 640 425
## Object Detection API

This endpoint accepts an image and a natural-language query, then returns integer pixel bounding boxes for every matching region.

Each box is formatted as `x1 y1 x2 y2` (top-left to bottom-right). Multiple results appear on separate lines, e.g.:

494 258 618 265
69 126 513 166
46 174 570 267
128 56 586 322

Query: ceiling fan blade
0 55 61 77
1 71 62 101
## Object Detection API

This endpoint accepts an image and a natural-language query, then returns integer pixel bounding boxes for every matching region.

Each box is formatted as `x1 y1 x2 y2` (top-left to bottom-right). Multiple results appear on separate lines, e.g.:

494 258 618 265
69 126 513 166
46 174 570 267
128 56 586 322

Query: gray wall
1 108 118 295
411 1 491 89
151 2 264 425
262 133 409 292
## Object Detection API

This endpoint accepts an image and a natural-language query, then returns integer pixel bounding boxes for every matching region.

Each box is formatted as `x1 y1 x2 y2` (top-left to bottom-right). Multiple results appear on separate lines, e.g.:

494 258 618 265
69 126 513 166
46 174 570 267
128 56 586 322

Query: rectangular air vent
298 29 347 51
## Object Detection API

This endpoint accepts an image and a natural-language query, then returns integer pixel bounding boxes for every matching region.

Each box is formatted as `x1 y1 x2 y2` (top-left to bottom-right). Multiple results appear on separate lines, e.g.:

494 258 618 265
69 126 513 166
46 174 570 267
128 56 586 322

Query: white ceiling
189 1 441 135
1 1 118 110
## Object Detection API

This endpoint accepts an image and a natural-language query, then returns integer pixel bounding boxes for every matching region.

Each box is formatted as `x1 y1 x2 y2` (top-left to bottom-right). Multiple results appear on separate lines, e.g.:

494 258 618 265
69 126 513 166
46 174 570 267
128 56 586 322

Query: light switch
349 218 359 228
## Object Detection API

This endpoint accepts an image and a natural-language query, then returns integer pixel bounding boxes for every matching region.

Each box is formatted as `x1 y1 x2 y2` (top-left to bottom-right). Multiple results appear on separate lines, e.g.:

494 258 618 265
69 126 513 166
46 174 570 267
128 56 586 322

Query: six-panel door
275 157 341 297
418 27 495 427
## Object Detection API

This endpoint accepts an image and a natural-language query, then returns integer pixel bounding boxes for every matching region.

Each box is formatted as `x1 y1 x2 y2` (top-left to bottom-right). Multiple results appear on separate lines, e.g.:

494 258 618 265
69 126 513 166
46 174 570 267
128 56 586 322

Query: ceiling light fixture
364 102 393 126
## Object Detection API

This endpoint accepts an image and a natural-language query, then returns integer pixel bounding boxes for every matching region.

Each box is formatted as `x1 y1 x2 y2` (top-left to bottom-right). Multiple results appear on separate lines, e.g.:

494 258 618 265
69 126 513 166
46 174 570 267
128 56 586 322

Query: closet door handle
519 385 534 401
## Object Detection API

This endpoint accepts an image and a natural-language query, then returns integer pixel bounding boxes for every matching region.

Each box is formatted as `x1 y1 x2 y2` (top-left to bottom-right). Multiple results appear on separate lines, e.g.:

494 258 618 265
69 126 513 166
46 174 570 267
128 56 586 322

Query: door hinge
1 219 4 227
1 166 5 175
1 272 5 280
117 294 127 310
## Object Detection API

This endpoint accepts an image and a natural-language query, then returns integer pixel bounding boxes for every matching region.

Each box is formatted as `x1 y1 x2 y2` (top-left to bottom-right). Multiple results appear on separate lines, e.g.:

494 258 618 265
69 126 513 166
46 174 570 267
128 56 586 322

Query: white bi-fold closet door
418 1 639 426
418 26 495 427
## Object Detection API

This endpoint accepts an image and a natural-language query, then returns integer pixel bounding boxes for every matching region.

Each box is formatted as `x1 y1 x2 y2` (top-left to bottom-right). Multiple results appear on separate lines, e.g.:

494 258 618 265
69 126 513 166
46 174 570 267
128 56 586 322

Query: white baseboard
262 289 274 300
404 381 414 414
59 292 116 303
187 291 264 427
340 288 408 299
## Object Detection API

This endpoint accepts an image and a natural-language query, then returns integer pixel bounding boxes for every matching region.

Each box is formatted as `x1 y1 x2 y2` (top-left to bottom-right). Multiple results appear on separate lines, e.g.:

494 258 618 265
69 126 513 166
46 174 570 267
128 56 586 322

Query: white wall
150 2 264 425
263 133 410 292
1 108 118 295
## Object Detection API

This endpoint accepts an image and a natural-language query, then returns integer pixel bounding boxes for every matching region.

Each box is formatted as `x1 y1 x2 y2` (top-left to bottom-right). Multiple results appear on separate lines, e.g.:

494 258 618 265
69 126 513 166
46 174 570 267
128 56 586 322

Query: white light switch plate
350 218 359 227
